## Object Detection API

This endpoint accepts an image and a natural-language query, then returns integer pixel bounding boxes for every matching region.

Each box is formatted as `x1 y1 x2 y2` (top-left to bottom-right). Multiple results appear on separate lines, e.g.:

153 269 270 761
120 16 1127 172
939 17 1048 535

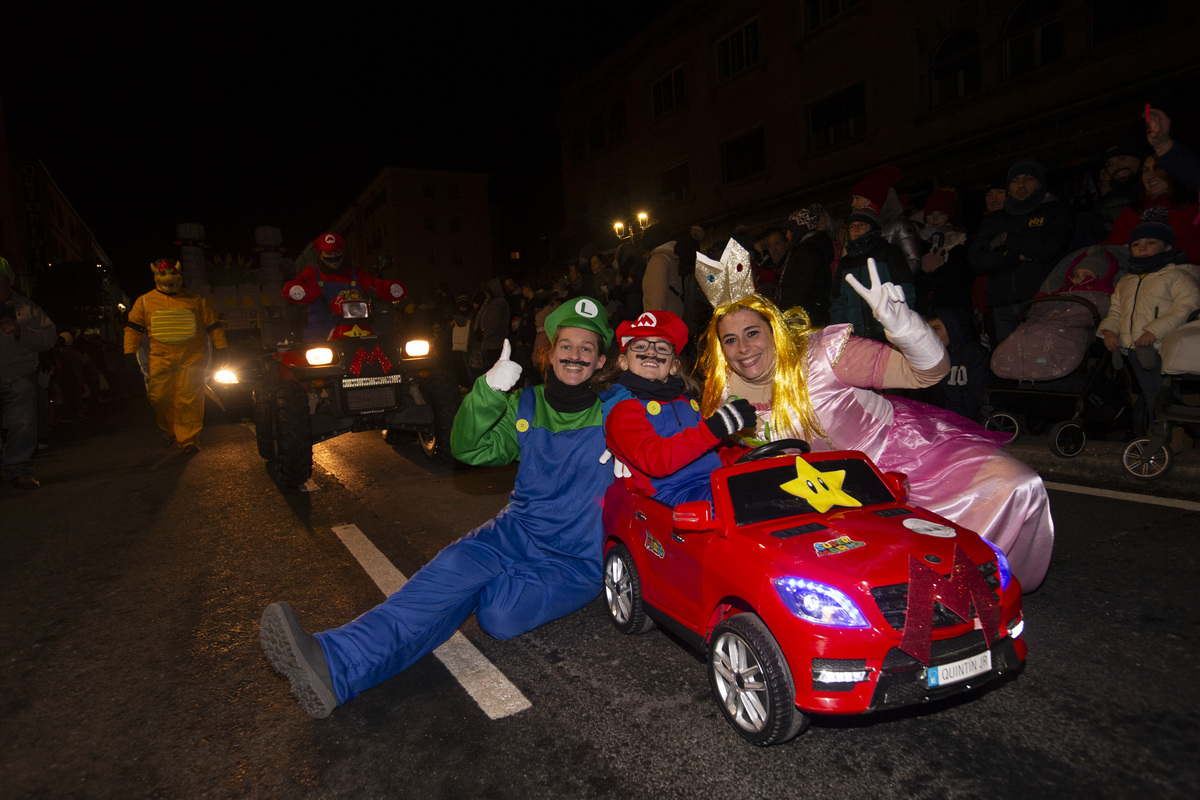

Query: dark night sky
1 1 660 294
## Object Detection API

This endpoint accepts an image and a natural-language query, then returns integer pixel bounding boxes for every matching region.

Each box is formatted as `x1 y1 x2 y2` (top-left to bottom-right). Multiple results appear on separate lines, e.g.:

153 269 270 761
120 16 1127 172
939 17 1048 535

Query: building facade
560 0 1199 249
298 167 494 302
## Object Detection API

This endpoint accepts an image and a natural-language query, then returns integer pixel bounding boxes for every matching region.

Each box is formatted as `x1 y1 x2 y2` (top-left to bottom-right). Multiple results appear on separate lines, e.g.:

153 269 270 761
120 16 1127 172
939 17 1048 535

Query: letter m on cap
898 545 1002 665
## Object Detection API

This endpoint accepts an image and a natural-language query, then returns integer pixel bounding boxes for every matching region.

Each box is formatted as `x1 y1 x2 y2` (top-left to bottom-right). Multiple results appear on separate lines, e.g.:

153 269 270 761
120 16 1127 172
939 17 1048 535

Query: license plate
926 650 992 688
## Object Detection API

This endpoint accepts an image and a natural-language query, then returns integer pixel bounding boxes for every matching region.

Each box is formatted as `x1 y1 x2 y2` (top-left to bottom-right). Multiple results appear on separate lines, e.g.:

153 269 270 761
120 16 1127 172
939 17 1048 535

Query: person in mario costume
283 232 408 341
600 309 755 506
260 297 621 718
123 259 228 453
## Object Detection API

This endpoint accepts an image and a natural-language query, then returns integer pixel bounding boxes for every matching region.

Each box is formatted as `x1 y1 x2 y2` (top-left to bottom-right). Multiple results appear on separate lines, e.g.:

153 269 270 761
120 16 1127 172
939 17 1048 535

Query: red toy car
600 440 1026 745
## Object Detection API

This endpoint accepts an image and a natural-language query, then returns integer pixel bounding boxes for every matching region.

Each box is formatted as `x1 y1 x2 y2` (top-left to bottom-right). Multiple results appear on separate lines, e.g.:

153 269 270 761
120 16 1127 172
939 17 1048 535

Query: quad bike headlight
306 347 334 366
404 339 431 357
213 368 238 384
773 577 870 628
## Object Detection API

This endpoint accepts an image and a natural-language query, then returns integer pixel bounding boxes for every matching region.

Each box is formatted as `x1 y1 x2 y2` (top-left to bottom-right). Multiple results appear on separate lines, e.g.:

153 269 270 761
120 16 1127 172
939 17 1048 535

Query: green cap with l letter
544 296 613 348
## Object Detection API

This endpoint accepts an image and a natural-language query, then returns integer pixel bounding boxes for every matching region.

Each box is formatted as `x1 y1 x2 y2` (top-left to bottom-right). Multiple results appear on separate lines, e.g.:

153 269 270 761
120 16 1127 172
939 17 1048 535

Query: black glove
705 398 756 438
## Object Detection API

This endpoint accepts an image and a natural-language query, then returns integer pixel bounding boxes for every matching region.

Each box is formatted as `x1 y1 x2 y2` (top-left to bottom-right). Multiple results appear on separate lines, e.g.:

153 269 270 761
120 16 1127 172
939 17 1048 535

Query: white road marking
330 523 532 719
1044 482 1200 512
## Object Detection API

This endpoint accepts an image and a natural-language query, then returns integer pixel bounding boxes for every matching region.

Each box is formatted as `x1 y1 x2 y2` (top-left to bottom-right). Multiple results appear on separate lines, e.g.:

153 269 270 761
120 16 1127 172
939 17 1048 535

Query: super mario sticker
814 536 865 557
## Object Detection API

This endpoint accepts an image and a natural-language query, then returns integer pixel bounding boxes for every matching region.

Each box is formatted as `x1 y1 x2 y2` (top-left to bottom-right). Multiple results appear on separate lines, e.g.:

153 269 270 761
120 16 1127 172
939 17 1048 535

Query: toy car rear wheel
1048 420 1086 458
1122 437 1174 480
252 386 275 460
272 382 313 487
984 411 1020 444
602 544 655 635
708 614 808 746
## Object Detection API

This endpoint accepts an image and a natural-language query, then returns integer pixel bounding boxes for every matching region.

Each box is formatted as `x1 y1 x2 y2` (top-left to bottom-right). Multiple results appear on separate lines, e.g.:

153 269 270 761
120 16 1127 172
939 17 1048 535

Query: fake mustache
634 353 667 365
559 358 592 368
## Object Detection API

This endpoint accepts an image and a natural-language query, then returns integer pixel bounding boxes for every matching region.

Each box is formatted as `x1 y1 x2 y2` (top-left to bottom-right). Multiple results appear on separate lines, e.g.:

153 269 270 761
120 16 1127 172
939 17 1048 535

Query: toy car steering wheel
735 438 812 464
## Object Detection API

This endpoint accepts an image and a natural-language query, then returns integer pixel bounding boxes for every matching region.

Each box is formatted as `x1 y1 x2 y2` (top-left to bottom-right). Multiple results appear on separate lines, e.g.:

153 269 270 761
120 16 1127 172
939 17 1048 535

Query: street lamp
613 211 652 241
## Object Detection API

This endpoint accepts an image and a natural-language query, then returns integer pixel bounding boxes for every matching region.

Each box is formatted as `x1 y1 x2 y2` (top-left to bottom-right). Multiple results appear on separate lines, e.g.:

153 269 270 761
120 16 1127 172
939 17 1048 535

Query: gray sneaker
260 603 338 718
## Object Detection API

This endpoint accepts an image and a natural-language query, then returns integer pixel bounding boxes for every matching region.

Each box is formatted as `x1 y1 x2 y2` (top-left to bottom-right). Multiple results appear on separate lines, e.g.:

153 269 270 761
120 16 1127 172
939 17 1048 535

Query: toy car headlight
773 577 870 628
306 347 334 366
404 339 431 357
213 368 238 384
342 301 369 319
981 539 1012 590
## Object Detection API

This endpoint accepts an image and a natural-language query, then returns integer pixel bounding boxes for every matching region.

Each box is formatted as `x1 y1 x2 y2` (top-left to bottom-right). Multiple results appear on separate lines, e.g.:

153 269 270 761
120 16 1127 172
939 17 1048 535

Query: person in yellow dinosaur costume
123 259 228 453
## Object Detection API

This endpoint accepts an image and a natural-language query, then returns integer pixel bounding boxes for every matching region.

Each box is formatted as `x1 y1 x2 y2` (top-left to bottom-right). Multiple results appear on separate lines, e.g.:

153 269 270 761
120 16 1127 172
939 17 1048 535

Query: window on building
717 18 760 81
610 102 627 142
1091 0 1166 45
451 252 463 266
590 114 606 153
652 66 686 119
448 184 460 199
450 217 462 233
660 162 691 204
422 184 435 198
720 128 765 184
804 0 862 31
425 217 437 232
931 30 982 107
807 83 866 150
428 251 440 266
1005 1 1064 78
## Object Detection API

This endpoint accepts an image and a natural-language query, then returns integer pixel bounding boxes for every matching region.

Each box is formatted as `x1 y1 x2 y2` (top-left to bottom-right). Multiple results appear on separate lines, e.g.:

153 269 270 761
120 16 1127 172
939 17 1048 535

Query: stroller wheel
1049 420 1087 458
984 412 1020 445
1122 438 1174 480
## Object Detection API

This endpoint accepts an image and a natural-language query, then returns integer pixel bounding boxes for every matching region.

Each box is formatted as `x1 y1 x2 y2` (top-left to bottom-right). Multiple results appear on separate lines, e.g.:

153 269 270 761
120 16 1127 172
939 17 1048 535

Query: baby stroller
1122 310 1200 479
983 246 1136 457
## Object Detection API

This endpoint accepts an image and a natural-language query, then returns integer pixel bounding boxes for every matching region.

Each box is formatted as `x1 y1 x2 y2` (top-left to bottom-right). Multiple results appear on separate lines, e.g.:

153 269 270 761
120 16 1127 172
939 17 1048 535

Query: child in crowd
923 306 992 423
1099 207 1200 429
601 311 754 506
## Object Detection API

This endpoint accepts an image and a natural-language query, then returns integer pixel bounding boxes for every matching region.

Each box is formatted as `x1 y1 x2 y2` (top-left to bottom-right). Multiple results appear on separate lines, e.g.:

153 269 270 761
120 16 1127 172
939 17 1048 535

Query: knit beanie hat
847 206 882 232
851 166 902 209
786 204 824 237
1007 158 1046 186
1129 206 1176 248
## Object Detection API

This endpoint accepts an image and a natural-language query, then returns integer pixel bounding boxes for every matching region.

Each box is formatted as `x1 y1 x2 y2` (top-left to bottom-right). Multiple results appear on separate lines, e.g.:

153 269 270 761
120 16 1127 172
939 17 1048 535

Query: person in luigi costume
260 297 617 718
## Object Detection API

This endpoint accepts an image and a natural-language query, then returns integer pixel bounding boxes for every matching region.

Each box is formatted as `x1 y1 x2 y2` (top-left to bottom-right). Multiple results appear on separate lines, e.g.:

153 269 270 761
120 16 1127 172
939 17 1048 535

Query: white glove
845 258 945 370
484 339 522 392
599 448 632 478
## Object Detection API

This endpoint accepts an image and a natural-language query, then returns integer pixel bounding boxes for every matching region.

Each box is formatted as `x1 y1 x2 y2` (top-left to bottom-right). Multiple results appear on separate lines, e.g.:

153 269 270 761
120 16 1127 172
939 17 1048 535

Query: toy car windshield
727 457 896 526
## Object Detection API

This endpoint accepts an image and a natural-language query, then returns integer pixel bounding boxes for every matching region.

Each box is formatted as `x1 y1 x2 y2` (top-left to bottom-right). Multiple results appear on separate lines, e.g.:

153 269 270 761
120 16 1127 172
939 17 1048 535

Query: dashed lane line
1043 482 1200 512
329 523 532 720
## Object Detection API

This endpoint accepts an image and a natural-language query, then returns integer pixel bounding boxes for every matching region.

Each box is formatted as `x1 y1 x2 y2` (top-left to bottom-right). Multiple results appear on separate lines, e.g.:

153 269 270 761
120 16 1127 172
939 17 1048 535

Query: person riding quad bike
284 232 408 341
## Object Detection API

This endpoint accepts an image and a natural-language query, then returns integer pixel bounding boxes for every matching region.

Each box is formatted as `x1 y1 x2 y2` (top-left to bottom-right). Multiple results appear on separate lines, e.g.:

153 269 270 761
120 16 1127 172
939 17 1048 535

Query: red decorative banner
898 545 1002 666
349 345 394 376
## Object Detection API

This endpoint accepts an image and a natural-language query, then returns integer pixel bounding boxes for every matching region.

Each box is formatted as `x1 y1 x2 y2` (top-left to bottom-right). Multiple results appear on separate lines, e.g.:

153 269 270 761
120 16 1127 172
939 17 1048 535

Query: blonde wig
697 294 828 444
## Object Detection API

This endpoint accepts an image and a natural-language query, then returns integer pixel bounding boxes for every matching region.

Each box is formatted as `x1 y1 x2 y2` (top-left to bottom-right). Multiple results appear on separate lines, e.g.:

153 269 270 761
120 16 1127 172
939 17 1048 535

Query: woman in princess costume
694 240 1054 591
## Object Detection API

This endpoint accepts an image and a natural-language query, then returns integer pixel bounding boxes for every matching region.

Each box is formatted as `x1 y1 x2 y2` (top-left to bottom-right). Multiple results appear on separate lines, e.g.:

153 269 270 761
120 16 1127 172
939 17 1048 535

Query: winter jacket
1098 261 1200 350
969 195 1074 307
776 233 834 325
642 242 684 317
831 239 914 342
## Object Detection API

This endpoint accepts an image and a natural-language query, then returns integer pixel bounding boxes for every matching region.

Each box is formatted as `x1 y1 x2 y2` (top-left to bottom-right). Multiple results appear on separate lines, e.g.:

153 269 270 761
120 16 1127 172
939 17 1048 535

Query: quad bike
252 287 458 486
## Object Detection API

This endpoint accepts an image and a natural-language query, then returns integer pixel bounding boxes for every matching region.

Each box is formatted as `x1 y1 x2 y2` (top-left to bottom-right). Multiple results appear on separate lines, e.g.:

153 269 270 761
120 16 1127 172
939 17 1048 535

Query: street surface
2 398 1198 799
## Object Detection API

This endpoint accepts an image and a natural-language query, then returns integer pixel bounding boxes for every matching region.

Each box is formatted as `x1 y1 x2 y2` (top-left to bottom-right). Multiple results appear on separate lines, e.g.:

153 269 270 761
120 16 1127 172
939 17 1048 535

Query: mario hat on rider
615 311 689 353
314 232 345 252
544 296 614 348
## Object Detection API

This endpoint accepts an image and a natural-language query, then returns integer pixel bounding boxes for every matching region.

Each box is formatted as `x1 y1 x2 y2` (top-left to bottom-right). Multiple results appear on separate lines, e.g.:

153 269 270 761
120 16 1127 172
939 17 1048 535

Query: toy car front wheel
708 614 808 746
603 544 655 635
272 382 313 487
1048 420 1086 458
1122 437 1174 480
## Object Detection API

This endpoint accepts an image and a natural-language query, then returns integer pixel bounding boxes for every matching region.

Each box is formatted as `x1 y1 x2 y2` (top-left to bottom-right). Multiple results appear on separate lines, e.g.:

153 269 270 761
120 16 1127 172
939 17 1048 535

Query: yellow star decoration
343 324 372 338
779 458 862 513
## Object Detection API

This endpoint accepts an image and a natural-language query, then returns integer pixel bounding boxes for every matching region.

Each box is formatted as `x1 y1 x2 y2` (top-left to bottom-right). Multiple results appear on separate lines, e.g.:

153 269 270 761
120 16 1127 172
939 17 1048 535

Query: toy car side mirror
884 471 909 500
673 501 719 533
